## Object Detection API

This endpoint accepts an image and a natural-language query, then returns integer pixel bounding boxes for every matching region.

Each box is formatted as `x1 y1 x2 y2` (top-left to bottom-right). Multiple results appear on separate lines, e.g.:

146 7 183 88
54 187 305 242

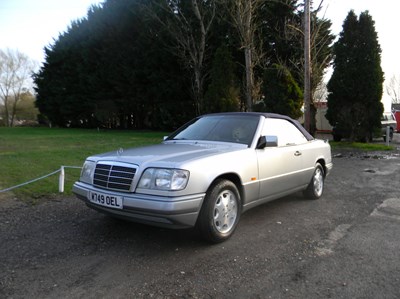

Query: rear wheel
197 179 241 243
303 163 325 200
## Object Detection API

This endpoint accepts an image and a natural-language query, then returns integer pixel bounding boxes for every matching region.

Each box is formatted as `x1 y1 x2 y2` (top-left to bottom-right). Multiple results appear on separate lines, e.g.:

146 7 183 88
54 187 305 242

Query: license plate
89 191 123 210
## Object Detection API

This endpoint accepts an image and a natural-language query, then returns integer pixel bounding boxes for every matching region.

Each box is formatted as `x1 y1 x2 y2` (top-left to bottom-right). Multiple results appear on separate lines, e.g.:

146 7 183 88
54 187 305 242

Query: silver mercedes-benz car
73 112 332 243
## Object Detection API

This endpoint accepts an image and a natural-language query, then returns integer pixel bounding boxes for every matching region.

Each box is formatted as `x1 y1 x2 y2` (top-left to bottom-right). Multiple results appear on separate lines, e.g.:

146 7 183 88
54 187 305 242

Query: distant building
315 101 332 133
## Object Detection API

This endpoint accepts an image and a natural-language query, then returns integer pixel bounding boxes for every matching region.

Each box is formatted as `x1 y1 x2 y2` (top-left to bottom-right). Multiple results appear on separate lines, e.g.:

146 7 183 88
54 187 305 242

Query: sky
0 0 398 111
0 0 103 63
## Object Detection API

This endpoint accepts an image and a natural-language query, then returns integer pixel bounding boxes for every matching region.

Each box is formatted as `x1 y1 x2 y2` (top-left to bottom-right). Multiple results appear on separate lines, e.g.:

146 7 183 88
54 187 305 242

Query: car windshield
167 115 260 146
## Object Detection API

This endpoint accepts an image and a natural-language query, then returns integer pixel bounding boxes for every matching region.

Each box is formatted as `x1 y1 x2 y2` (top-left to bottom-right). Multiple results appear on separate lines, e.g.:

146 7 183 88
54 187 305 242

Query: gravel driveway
1 135 400 299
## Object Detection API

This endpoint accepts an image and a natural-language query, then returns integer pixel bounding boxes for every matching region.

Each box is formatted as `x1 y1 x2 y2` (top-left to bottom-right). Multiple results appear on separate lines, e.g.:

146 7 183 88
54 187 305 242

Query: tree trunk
3 96 10 127
193 66 203 115
244 48 253 111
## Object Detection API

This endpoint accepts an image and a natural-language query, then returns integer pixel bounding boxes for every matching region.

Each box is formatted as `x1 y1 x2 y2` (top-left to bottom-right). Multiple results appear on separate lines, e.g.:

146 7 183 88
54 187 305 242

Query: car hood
88 141 247 167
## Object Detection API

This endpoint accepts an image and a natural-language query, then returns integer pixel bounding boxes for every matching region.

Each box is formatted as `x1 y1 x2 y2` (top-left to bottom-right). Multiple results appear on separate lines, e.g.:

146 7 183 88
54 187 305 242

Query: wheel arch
208 173 245 206
316 158 327 177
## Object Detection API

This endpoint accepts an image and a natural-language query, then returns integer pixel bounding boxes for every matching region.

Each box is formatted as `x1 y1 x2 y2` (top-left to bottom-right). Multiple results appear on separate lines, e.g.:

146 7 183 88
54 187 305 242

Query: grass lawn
329 141 394 151
0 127 167 202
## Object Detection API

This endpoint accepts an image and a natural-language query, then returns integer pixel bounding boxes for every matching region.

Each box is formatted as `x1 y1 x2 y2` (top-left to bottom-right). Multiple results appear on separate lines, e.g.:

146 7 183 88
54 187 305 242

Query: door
257 118 310 200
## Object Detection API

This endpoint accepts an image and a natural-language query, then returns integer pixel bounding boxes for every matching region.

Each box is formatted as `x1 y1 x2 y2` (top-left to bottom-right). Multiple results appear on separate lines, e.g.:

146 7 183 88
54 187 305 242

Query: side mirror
257 135 278 149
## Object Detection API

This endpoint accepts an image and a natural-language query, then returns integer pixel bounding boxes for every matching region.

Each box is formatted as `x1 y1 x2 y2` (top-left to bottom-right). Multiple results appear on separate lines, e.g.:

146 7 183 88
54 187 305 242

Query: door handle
294 151 302 156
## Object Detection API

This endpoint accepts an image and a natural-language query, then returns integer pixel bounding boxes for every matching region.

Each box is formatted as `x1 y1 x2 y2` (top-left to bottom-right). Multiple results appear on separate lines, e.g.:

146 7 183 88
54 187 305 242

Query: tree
34 0 192 129
204 45 240 112
275 1 334 134
256 64 303 119
0 49 36 127
32 0 335 130
14 91 39 123
386 75 400 104
223 0 265 111
148 0 216 115
314 81 328 102
326 10 384 142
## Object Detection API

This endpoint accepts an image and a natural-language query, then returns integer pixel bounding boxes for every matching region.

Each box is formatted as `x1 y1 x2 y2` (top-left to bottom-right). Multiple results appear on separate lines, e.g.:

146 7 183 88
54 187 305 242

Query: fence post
386 126 390 146
59 166 65 193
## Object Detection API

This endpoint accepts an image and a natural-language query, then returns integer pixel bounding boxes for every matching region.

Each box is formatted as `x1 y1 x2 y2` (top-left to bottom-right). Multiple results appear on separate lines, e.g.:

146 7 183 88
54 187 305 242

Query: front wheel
197 179 241 243
303 163 325 200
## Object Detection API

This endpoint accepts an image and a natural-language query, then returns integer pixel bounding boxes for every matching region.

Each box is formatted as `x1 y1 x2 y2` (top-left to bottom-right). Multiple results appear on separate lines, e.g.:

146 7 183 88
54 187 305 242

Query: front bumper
73 181 205 229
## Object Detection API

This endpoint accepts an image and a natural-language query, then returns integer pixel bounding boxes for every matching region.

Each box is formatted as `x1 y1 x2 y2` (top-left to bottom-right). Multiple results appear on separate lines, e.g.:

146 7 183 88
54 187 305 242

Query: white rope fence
0 166 82 194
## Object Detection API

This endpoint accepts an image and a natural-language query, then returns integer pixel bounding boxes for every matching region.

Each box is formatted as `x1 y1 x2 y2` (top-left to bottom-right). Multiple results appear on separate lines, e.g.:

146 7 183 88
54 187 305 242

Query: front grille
93 162 136 191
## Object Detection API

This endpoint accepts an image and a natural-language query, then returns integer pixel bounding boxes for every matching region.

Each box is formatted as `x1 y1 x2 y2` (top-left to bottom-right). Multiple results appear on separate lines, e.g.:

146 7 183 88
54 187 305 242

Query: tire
197 179 241 243
303 163 325 200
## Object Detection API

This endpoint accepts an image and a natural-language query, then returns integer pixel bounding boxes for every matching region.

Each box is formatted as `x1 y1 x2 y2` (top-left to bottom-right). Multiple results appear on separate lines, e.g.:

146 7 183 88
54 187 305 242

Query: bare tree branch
146 0 216 114
0 49 36 127
386 75 400 104
283 2 333 100
221 0 266 111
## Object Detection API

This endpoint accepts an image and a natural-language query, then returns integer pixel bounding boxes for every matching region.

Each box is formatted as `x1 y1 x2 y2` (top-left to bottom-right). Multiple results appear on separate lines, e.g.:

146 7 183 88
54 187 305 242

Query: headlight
138 168 189 191
80 160 95 184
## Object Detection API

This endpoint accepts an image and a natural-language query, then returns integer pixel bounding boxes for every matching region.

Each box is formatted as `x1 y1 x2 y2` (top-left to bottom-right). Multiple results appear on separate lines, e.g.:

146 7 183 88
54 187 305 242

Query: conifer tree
204 45 240 113
326 10 384 142
257 64 303 119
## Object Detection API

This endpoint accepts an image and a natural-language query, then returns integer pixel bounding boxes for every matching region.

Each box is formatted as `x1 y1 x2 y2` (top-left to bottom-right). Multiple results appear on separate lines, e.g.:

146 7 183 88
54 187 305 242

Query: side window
262 118 308 146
